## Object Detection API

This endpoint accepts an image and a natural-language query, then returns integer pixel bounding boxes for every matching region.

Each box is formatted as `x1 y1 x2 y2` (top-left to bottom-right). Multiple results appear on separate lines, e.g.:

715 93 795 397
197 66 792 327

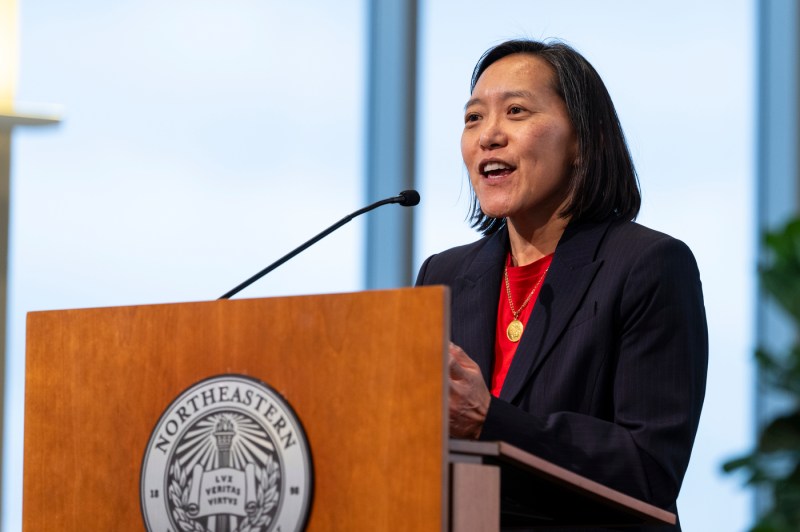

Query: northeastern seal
141 374 313 532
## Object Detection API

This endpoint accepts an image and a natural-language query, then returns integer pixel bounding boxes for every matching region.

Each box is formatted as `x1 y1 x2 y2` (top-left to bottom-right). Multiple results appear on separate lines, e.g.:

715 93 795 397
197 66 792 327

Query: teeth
483 162 511 173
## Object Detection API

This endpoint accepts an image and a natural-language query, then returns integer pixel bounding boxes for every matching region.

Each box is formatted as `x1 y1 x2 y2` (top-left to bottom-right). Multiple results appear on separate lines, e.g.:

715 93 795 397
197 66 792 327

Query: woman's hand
448 342 491 439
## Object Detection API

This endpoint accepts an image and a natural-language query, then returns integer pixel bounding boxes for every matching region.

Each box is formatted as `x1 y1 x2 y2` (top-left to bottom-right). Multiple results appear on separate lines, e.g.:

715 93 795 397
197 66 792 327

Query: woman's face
461 54 578 227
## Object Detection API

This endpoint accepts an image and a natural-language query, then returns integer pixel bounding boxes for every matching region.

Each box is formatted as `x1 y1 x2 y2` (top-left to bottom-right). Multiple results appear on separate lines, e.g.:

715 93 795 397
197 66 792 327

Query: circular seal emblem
141 374 313 532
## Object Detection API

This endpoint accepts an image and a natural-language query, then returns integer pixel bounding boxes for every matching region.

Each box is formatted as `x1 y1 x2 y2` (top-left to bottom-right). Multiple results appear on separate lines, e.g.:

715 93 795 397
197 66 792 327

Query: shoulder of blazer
602 220 679 251
418 228 508 285
597 220 698 270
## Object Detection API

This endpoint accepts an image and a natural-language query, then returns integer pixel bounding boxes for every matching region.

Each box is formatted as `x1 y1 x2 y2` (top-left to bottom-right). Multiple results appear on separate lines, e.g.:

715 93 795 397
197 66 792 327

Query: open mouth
480 161 515 179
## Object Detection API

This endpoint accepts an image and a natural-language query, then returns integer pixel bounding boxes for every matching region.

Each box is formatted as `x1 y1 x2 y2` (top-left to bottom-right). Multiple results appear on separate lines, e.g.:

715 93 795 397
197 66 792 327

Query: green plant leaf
724 217 800 531
761 219 800 322
758 413 800 452
722 455 755 473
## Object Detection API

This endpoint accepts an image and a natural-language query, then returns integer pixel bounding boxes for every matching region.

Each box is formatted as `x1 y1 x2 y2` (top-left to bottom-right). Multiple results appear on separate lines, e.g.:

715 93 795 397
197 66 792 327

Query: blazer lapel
450 229 508 385
499 220 612 403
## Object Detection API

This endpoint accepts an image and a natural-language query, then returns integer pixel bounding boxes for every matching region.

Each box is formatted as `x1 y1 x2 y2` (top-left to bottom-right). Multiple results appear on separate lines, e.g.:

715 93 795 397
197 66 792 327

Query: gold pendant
506 319 524 343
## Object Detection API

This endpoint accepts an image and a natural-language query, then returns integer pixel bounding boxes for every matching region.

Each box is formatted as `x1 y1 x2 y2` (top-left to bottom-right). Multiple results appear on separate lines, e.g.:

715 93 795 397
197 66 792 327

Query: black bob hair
467 39 641 235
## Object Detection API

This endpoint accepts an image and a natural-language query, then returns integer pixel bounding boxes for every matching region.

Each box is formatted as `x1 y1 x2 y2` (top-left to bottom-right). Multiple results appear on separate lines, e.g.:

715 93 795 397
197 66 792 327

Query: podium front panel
24 287 450 531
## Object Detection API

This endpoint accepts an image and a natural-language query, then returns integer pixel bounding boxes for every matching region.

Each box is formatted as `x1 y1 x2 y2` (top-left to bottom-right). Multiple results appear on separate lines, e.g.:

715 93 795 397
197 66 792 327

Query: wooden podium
23 287 675 531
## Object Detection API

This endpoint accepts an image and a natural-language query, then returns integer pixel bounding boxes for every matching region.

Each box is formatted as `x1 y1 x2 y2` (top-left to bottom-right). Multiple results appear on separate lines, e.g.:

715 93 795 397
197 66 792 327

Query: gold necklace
504 264 549 343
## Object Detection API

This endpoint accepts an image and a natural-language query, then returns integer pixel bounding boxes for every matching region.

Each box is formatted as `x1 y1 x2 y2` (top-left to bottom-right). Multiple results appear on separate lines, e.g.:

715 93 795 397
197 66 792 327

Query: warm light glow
0 0 18 110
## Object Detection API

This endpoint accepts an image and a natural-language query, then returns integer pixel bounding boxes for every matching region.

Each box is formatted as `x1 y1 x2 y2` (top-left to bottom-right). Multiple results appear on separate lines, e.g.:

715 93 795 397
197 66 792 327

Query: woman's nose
479 119 508 149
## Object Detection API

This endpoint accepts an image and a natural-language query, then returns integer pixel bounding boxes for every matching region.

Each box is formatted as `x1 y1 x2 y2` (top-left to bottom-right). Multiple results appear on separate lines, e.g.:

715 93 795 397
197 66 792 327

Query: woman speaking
416 40 708 530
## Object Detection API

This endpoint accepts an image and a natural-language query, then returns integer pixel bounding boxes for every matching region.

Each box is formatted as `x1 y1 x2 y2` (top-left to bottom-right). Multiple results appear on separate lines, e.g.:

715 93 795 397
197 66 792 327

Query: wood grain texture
24 287 450 531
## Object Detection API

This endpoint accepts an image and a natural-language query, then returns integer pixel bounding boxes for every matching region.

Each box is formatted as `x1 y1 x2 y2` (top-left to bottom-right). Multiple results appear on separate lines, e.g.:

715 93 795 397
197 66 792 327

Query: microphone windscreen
398 189 420 207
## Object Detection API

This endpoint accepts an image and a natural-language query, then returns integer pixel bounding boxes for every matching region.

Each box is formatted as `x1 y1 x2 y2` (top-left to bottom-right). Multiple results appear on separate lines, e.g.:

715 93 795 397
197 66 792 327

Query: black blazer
416 219 708 529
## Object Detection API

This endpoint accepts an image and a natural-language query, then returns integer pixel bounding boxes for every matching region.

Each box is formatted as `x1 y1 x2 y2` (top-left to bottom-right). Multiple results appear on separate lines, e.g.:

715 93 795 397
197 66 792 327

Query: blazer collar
451 228 509 383
499 218 613 402
450 219 614 397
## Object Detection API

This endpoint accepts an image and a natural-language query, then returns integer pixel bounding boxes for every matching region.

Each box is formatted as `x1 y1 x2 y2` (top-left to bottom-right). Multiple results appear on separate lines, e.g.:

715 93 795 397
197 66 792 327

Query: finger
449 341 465 358
449 342 473 365
448 350 468 380
448 344 464 365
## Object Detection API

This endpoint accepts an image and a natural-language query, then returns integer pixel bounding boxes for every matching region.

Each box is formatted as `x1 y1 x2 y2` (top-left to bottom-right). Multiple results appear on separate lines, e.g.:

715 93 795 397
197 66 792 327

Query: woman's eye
465 113 480 123
509 106 524 114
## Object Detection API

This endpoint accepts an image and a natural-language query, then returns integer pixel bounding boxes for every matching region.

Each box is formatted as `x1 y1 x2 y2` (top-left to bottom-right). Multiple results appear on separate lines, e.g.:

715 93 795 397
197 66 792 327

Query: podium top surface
449 439 676 528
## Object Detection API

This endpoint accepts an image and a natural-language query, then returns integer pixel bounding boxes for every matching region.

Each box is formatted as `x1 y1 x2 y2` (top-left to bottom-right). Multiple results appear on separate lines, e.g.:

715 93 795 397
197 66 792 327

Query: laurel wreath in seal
168 455 280 532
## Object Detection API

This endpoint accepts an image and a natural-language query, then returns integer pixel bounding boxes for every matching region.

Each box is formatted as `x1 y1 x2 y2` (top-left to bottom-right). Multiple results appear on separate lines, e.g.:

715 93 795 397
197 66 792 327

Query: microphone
397 189 420 207
219 190 420 300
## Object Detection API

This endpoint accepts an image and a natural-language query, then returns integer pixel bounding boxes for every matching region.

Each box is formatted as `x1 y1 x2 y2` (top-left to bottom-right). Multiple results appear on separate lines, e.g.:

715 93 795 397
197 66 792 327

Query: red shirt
491 253 554 397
